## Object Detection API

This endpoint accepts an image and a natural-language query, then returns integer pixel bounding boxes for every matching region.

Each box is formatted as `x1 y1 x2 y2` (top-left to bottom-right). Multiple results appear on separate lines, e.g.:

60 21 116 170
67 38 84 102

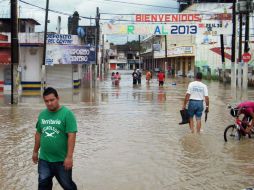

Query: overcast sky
0 0 179 44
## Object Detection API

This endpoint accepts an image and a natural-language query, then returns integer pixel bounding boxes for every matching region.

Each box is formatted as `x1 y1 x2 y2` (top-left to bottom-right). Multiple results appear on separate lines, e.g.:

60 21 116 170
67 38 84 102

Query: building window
127 54 133 59
20 22 25 32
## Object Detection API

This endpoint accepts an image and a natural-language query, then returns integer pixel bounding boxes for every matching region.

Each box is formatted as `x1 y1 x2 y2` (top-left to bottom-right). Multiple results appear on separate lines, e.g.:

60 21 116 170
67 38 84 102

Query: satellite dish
77 27 85 38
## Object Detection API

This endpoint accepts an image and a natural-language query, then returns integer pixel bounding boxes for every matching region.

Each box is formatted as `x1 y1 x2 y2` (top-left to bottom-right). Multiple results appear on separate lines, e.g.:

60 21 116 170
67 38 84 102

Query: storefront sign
0 33 80 45
46 45 95 65
0 34 8 42
153 44 161 51
103 24 198 35
0 50 11 64
154 46 194 58
47 34 74 45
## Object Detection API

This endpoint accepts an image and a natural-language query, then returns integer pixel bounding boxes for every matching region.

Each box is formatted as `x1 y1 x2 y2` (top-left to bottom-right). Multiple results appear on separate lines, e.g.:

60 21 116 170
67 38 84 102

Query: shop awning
0 50 11 65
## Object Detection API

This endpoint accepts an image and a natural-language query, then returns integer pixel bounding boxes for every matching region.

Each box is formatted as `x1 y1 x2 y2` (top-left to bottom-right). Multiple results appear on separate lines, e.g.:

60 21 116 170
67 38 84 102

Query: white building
141 3 254 83
0 18 95 94
107 44 141 70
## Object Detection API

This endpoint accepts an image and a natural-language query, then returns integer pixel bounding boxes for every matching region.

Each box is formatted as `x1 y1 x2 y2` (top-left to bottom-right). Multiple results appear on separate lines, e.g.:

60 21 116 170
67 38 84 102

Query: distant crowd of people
111 69 167 87
132 69 165 87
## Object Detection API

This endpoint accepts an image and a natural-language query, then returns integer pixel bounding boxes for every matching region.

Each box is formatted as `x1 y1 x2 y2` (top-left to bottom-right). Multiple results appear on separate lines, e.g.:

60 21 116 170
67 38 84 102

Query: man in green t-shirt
32 87 77 190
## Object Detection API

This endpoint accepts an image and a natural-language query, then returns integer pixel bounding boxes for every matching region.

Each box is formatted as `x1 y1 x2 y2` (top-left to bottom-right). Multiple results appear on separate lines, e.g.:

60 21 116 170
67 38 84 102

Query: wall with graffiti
183 3 235 79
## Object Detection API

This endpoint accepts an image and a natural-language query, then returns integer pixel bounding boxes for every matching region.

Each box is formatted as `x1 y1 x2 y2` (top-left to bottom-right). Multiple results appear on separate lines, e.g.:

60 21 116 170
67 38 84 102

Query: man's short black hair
43 87 58 98
196 72 202 80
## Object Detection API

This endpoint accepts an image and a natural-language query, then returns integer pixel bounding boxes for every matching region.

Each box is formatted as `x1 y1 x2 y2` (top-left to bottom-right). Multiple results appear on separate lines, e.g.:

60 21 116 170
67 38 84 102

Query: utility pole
11 0 19 104
42 0 49 90
231 0 237 89
164 35 167 74
220 34 226 83
57 16 61 34
95 7 100 79
243 1 251 90
152 37 154 71
102 34 104 69
139 35 141 70
238 13 243 88
236 0 254 90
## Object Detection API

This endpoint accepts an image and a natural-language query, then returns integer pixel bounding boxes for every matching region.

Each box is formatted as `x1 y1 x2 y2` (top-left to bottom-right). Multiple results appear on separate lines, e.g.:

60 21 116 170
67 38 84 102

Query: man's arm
205 96 209 112
182 93 190 110
32 132 40 164
64 133 76 170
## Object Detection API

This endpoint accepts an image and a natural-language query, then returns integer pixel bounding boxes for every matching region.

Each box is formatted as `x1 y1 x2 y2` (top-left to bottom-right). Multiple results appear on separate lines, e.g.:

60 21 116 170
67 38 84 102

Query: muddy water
0 71 254 190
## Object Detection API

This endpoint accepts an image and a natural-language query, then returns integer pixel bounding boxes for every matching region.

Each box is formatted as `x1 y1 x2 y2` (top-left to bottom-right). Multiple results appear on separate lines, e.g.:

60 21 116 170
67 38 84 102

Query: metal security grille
46 64 72 88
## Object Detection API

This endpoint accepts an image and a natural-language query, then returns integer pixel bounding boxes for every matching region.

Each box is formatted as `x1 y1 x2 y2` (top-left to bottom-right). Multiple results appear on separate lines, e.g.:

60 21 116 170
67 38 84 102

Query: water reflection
157 87 166 103
145 84 154 102
0 71 254 189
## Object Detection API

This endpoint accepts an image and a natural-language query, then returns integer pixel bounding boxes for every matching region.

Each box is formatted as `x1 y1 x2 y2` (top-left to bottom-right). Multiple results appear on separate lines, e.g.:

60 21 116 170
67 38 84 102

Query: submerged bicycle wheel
224 125 241 142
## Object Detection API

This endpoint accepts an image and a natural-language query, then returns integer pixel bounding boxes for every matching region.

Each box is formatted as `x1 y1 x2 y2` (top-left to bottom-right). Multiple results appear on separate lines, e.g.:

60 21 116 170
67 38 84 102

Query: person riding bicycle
233 101 254 134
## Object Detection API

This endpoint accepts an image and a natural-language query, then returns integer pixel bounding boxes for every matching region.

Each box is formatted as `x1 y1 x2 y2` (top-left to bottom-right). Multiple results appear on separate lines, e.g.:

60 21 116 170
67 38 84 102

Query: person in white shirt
182 72 209 133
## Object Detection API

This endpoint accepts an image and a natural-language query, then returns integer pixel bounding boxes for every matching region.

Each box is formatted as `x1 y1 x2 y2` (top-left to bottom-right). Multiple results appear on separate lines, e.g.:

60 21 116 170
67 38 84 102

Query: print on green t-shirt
36 106 77 162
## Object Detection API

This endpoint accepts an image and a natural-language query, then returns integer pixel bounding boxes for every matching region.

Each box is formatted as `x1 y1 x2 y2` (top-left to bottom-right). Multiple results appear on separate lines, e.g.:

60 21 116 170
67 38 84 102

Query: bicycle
224 106 252 142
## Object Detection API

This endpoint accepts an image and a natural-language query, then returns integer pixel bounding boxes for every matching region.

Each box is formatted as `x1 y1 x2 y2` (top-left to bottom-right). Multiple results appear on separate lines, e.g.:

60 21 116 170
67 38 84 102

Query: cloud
0 0 178 43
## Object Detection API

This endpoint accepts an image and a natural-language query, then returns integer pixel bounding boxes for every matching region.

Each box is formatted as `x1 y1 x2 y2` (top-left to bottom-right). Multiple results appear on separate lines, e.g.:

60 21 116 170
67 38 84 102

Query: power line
85 0 178 9
0 0 9 3
18 0 176 19
19 0 133 22
19 0 248 23
19 0 94 19
101 13 135 16
101 0 178 9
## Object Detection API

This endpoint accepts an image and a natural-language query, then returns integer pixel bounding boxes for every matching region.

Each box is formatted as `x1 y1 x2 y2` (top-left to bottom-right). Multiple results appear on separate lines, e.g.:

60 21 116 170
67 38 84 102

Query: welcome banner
102 23 198 35
134 14 201 23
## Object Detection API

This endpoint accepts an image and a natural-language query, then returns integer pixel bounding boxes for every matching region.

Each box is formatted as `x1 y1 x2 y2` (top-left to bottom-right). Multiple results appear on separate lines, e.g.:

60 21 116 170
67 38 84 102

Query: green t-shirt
36 106 77 162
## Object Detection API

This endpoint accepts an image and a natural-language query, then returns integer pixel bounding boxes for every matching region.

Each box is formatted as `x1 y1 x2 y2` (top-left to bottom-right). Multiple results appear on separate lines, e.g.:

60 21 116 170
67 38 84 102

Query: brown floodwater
0 71 254 190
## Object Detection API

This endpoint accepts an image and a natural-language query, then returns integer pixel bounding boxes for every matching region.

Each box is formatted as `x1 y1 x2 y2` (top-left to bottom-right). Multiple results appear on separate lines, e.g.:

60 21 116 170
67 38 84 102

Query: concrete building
141 2 254 83
107 44 141 70
0 18 92 94
0 18 40 93
141 34 195 77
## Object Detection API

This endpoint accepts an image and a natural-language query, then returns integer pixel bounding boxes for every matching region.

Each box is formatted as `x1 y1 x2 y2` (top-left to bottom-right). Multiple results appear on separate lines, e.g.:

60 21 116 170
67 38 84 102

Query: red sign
242 52 252 63
0 50 11 65
0 34 8 42
135 14 201 22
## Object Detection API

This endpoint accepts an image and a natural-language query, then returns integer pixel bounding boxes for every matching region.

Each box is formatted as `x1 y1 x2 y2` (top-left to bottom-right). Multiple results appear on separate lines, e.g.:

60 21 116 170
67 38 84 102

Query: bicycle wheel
224 125 241 142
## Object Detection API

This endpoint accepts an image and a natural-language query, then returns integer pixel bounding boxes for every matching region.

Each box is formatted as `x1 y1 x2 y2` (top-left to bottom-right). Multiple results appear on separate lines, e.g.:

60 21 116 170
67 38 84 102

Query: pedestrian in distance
132 69 138 85
146 70 152 84
136 69 142 84
114 72 121 85
111 72 115 80
168 65 172 76
182 72 209 133
32 87 78 190
157 70 165 86
111 72 115 84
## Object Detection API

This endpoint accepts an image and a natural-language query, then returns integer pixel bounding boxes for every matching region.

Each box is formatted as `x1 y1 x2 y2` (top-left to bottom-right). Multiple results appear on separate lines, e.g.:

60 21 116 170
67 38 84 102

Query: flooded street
1 71 254 190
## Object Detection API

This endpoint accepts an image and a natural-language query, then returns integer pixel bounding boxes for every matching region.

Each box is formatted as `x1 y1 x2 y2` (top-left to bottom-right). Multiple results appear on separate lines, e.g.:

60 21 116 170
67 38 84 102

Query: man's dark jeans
38 159 77 190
